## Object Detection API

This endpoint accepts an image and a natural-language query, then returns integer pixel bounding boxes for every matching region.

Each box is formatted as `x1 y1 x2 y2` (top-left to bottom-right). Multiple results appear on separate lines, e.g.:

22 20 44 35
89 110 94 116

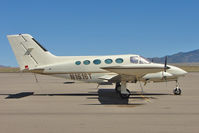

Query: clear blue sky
0 0 199 67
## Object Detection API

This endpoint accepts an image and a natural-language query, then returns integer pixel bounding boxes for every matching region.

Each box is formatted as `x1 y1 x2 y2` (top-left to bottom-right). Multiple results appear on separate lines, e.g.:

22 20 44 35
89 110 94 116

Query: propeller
163 56 169 89
164 56 168 72
162 56 169 81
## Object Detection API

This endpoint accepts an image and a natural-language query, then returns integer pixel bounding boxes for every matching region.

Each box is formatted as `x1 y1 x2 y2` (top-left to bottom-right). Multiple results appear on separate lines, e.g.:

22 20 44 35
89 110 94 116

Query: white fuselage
34 54 187 84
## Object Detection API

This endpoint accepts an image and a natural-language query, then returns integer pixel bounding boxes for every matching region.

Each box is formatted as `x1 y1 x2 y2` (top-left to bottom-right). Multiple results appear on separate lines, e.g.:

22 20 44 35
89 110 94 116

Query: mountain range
0 65 6 68
149 49 199 63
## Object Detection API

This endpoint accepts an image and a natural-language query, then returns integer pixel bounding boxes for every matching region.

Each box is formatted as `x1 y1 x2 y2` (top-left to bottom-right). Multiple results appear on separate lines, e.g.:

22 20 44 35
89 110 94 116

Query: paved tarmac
0 72 198 133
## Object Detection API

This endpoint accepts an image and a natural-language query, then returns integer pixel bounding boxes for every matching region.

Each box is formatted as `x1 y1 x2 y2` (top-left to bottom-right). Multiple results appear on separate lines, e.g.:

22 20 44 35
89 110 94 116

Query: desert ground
0 72 199 133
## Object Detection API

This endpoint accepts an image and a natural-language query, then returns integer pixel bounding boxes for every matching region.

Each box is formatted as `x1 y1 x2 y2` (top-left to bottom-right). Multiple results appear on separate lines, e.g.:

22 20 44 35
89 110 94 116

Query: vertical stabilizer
7 34 56 70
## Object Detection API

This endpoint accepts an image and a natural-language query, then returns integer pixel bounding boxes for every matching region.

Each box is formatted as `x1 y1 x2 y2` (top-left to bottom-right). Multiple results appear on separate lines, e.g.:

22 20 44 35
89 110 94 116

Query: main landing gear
115 81 131 99
173 80 182 95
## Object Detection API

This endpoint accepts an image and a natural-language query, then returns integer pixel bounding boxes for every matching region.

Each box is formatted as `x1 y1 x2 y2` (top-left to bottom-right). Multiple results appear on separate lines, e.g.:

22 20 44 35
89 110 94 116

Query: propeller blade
164 56 168 72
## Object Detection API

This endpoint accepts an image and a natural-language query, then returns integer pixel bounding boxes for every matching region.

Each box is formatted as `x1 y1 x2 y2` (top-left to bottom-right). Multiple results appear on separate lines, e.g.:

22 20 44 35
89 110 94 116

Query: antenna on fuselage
33 73 38 83
33 73 43 90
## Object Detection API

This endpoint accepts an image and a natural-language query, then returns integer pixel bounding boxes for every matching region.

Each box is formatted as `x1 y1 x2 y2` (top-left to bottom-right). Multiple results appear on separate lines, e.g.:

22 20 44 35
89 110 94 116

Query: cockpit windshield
130 56 151 64
130 56 139 64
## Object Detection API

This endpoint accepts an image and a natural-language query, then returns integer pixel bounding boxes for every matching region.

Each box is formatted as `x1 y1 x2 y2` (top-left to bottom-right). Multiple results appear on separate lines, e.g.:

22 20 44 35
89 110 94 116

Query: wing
98 74 137 83
101 64 168 77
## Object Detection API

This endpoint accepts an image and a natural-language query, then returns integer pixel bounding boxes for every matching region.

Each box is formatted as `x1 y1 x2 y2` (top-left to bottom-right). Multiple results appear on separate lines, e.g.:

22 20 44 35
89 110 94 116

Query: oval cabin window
83 60 91 65
115 58 124 64
93 59 101 65
75 61 81 65
105 59 113 64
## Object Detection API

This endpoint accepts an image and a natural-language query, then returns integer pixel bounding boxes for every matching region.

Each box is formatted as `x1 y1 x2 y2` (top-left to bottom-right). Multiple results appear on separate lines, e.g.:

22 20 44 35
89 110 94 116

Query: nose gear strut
173 80 182 95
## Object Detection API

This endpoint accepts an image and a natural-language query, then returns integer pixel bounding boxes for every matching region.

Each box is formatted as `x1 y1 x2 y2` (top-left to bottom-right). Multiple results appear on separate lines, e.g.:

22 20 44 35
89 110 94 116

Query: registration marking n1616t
70 73 92 80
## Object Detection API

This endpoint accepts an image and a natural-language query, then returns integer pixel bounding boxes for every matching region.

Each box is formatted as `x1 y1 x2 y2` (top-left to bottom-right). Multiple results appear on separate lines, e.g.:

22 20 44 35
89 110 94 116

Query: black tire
126 89 131 94
173 88 182 95
119 89 131 99
119 93 130 99
115 85 121 93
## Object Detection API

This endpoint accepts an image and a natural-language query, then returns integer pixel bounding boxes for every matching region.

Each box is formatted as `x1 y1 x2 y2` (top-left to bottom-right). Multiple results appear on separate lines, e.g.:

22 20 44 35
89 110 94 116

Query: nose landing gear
173 88 181 95
173 80 182 95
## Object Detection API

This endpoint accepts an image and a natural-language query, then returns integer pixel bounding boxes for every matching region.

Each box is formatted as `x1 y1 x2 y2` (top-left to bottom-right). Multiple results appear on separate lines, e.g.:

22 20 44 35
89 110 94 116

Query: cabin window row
75 58 124 65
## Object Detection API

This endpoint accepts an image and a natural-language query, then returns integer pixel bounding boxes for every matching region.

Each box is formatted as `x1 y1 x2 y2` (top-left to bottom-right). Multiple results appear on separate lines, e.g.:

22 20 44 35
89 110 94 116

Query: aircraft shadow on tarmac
5 92 34 99
0 89 171 105
87 89 170 105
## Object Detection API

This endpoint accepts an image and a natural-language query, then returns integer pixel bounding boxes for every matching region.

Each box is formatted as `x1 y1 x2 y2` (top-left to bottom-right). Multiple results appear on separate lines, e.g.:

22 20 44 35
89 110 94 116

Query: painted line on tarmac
140 95 151 103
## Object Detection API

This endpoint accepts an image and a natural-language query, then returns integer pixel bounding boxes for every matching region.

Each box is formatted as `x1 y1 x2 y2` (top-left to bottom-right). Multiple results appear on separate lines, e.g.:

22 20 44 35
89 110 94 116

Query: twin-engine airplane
7 34 187 99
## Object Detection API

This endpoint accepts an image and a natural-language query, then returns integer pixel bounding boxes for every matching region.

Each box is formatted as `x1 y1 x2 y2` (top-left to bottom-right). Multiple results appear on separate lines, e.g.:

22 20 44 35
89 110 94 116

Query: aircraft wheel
115 85 121 93
126 89 131 94
173 88 181 95
119 89 131 99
